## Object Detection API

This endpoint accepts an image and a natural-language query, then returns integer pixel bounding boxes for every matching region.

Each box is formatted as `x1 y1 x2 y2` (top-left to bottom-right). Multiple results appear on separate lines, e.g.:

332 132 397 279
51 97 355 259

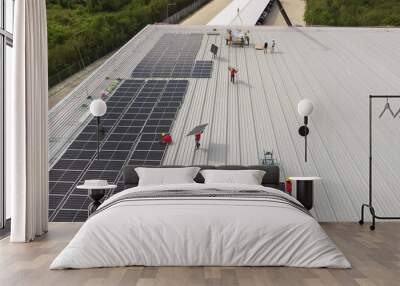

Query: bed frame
123 165 284 191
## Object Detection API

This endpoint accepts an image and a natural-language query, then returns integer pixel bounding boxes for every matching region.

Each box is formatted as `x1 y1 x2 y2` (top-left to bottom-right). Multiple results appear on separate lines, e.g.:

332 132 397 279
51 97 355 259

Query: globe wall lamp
90 99 107 160
298 99 314 162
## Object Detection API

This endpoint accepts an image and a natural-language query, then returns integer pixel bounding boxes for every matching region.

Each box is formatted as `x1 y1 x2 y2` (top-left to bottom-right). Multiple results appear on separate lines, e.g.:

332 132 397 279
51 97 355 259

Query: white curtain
8 0 49 242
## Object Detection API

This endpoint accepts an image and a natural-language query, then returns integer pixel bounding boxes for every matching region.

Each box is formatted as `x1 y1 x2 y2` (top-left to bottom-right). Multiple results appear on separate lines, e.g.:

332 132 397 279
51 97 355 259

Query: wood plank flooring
0 222 399 286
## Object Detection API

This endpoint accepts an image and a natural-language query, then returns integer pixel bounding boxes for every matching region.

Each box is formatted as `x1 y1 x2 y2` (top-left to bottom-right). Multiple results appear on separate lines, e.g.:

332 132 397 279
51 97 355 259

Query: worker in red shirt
160 133 172 144
194 132 202 149
228 67 238 84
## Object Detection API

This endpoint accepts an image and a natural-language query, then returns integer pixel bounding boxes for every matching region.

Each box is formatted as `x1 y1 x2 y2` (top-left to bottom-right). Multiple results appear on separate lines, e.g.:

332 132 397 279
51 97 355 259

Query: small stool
77 180 117 215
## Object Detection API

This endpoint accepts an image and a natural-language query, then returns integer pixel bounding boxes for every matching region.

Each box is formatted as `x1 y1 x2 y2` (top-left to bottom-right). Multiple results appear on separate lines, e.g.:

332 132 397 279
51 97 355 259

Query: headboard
122 165 283 190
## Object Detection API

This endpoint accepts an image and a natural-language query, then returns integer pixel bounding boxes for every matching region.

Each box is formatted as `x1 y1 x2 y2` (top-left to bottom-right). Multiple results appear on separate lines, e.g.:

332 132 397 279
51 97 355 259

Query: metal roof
207 0 272 26
50 25 400 222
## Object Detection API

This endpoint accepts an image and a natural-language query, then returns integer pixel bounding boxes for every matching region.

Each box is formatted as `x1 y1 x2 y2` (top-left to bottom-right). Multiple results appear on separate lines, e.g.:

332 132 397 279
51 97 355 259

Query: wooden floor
0 222 399 286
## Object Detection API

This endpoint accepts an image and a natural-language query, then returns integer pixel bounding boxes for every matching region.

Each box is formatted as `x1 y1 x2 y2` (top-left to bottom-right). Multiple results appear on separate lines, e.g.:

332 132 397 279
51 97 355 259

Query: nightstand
77 180 117 215
288 177 321 210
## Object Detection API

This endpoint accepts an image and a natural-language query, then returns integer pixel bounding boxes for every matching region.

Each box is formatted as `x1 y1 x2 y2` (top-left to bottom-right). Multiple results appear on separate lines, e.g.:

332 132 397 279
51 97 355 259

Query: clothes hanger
393 106 400 118
378 98 395 118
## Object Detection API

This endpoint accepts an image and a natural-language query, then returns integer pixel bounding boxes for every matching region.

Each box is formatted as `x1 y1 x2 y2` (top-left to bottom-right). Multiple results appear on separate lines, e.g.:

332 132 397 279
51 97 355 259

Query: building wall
163 26 400 222
48 25 400 222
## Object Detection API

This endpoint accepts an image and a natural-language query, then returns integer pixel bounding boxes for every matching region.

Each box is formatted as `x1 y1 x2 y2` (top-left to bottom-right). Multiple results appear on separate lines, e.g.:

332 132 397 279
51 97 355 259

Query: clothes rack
359 95 400 230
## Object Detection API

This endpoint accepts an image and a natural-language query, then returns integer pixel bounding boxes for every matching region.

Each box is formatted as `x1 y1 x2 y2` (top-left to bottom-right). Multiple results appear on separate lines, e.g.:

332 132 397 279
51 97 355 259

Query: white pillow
200 169 266 185
135 167 200 186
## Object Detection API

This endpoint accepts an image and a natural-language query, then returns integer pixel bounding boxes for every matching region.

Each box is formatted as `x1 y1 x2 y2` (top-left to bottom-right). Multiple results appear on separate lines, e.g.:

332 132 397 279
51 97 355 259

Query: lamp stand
305 130 307 162
298 116 310 162
97 116 100 160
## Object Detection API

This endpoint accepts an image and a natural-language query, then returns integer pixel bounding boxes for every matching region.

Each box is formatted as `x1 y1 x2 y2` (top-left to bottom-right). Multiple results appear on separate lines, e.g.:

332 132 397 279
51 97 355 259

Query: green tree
305 0 400 26
47 0 207 86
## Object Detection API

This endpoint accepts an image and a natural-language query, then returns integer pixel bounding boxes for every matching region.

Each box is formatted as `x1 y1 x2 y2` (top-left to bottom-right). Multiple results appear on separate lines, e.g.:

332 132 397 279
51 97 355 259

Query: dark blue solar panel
131 34 212 78
49 79 188 222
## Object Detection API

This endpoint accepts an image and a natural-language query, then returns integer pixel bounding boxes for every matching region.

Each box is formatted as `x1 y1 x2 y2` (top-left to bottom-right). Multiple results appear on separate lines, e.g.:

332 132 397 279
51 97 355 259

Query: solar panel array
192 61 214 78
49 79 188 222
131 33 213 78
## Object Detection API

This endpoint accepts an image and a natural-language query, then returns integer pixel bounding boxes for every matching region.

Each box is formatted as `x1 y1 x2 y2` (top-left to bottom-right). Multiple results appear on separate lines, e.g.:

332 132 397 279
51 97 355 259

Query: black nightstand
288 177 321 210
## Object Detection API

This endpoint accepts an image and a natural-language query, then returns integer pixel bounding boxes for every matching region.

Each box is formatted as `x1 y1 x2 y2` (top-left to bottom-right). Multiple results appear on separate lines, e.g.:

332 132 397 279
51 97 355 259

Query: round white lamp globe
90 99 107 117
298 99 314 116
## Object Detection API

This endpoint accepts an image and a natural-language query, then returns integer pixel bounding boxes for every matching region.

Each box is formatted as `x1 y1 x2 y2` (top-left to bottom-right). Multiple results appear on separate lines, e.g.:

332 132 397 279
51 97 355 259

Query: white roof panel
208 0 271 26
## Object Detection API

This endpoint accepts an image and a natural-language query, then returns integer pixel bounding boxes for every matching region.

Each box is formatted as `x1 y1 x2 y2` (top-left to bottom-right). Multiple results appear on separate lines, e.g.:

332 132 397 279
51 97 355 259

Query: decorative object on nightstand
261 150 278 166
288 177 321 210
77 180 117 215
285 177 292 195
297 99 314 162
90 99 107 160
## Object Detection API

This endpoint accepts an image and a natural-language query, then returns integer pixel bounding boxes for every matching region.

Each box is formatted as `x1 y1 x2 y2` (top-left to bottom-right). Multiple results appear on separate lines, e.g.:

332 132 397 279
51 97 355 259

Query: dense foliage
305 0 400 26
46 0 196 86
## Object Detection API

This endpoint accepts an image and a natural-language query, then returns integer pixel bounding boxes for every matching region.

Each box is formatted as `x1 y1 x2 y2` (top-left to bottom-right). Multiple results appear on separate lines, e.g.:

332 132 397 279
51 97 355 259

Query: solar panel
49 195 63 209
49 79 188 222
48 80 145 221
63 195 88 209
52 210 79 222
131 34 212 78
191 60 213 78
49 182 74 195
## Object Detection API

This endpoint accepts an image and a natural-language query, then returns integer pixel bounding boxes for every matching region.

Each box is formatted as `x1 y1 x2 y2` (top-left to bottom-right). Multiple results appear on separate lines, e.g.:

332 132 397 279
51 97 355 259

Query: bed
50 165 350 269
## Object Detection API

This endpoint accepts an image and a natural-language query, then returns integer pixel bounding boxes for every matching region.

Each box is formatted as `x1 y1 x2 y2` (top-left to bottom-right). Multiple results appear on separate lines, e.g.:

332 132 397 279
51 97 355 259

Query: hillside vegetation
47 0 195 86
305 0 400 26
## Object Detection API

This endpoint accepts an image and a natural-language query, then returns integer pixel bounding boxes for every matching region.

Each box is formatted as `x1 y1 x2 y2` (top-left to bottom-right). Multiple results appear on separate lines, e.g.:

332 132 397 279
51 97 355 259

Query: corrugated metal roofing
50 25 400 222
207 0 272 26
161 26 400 222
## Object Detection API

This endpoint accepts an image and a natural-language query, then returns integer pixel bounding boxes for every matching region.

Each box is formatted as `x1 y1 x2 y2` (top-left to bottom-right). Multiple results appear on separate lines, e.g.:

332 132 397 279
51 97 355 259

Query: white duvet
50 183 351 269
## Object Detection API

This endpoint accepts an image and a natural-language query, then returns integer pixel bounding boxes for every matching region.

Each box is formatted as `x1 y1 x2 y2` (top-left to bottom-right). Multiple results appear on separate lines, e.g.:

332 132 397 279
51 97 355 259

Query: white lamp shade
298 99 314 116
90 99 107 117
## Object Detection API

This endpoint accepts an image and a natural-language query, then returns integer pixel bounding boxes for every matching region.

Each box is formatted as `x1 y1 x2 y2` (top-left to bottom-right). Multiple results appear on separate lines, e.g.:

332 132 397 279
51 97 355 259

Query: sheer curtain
8 0 49 242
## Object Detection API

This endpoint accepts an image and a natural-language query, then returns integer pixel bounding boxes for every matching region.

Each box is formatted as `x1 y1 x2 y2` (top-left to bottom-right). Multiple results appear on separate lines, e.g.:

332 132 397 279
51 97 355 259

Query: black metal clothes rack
359 95 400 230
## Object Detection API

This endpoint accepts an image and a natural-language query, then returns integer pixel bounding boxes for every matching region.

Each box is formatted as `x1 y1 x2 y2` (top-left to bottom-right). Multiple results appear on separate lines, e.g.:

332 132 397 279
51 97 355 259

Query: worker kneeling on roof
160 133 172 144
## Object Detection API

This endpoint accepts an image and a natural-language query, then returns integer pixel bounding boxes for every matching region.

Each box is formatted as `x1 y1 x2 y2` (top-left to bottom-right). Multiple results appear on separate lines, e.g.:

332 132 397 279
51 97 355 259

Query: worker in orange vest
194 132 202 149
228 67 238 84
